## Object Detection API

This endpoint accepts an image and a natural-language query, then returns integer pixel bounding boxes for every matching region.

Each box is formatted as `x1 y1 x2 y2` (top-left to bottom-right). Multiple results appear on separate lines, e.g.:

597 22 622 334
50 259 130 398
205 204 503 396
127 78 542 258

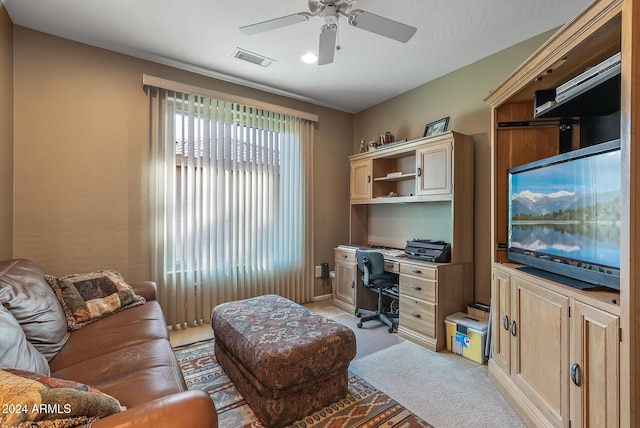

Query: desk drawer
400 263 437 280
399 296 435 337
335 249 355 263
383 260 400 273
400 275 435 302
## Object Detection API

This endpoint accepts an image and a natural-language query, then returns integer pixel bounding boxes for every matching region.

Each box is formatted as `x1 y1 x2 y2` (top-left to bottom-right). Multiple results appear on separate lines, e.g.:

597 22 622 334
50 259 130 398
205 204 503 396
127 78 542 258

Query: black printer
404 239 451 263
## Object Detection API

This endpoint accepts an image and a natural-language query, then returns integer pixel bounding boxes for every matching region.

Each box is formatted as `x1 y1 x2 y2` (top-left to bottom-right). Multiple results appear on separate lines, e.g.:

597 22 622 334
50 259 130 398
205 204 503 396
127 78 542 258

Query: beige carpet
330 313 404 359
349 340 525 427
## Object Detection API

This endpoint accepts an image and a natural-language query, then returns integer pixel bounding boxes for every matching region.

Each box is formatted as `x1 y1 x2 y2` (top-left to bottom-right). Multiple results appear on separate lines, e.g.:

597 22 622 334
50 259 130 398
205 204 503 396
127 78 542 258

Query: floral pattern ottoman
211 294 356 427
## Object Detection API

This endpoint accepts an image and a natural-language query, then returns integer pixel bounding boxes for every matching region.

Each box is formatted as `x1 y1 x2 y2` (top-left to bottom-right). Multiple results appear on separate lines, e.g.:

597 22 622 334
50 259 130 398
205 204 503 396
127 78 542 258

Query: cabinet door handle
410 312 421 318
509 320 517 337
571 363 581 386
502 315 509 331
411 285 422 291
367 175 371 183
351 281 355 289
411 269 422 274
417 167 422 177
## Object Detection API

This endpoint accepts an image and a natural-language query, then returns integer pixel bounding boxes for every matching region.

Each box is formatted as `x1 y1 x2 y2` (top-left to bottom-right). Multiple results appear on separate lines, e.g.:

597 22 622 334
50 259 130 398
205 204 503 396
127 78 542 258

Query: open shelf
373 173 416 182
535 62 621 119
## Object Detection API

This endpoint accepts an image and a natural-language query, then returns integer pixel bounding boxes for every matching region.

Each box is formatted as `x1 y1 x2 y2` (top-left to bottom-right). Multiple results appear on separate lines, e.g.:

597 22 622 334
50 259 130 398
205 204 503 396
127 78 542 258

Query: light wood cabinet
398 260 472 351
342 131 474 352
398 262 438 348
348 132 471 205
416 140 452 196
490 268 511 375
570 301 619 427
485 0 639 425
333 248 357 313
347 131 474 265
511 272 569 427
350 158 371 200
491 264 619 428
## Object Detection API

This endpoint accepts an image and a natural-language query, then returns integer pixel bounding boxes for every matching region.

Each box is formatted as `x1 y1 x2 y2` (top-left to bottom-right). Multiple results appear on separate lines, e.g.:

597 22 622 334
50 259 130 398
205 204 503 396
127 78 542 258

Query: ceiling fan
239 0 417 65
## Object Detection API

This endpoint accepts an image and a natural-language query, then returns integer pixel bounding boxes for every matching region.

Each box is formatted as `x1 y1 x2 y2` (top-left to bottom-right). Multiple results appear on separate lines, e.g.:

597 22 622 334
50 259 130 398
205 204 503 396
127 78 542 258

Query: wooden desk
334 245 472 351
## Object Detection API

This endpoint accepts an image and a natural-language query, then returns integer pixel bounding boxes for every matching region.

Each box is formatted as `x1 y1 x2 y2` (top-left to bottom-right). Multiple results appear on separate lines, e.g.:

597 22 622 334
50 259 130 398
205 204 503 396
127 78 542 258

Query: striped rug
174 339 433 427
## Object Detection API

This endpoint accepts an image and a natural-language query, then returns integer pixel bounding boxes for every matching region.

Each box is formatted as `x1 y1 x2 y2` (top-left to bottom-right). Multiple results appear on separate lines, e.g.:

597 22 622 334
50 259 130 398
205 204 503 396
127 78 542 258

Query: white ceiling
2 0 593 113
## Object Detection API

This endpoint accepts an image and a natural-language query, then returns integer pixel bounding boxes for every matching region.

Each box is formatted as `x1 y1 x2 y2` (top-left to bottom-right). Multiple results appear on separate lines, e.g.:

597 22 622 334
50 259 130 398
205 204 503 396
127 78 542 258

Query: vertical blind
147 85 315 329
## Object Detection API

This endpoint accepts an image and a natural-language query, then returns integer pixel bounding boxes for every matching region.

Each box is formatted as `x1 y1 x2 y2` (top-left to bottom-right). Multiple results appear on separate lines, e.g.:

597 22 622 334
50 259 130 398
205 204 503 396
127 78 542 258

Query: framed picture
423 116 450 137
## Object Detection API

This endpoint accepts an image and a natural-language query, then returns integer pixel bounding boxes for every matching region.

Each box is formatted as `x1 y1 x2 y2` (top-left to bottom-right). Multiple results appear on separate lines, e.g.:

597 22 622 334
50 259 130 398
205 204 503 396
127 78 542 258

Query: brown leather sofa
0 259 218 428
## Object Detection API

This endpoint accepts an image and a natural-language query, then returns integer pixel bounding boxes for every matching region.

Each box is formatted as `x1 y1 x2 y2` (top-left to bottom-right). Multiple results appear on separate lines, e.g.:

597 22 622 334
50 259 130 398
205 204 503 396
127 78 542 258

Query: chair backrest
356 250 386 285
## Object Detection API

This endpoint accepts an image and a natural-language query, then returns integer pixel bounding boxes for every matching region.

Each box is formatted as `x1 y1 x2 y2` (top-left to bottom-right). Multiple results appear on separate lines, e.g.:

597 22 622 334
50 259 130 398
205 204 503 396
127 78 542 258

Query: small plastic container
445 312 489 364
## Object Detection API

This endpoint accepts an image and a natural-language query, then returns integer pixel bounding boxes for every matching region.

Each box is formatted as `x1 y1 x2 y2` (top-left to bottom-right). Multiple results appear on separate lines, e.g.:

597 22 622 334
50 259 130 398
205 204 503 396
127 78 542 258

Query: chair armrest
90 390 217 428
130 281 158 301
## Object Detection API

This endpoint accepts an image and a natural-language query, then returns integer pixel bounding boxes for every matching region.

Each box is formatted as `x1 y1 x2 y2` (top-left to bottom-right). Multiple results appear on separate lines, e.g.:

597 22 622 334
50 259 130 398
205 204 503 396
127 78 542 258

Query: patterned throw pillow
45 271 145 331
0 368 123 427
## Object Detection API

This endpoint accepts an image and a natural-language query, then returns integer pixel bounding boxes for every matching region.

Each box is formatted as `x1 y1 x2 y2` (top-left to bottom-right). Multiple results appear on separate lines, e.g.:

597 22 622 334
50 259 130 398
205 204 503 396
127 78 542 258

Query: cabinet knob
351 281 355 289
417 167 422 177
571 363 581 386
342 254 348 258
410 312 421 318
367 175 371 183
411 285 422 290
502 315 509 331
411 269 422 274
509 320 517 337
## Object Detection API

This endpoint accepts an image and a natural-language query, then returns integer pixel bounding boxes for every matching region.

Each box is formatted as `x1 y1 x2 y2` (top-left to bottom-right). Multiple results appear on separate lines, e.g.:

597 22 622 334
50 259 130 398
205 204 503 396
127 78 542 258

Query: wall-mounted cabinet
349 158 372 200
347 131 474 265
349 132 467 205
416 141 452 196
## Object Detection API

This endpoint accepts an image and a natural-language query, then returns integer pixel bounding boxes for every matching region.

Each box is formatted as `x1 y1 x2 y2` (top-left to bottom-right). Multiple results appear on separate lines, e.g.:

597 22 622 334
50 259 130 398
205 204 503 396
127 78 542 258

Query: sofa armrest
130 281 158 301
90 390 217 428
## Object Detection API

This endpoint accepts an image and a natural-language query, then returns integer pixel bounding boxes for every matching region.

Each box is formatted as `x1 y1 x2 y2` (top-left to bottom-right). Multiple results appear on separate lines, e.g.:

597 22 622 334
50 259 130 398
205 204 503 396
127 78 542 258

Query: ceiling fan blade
348 9 416 43
240 13 310 36
318 24 337 65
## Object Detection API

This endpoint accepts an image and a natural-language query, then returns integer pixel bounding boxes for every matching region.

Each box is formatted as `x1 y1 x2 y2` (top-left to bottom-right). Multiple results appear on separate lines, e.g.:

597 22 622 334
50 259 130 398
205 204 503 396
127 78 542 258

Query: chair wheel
357 322 363 328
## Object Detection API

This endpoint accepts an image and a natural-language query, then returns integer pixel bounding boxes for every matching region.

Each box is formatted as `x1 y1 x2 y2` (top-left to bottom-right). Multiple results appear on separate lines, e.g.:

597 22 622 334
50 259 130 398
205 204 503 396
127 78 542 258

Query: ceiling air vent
232 48 274 67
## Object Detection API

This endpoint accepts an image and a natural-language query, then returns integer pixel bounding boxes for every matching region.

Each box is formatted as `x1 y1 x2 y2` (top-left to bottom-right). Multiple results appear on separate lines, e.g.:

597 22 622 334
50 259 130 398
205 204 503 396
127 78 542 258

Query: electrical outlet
315 266 322 278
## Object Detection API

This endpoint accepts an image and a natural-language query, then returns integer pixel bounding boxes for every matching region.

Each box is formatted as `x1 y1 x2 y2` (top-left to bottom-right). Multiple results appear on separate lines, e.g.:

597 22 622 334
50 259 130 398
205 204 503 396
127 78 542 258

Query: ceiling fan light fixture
240 0 416 64
301 52 318 64
323 5 339 25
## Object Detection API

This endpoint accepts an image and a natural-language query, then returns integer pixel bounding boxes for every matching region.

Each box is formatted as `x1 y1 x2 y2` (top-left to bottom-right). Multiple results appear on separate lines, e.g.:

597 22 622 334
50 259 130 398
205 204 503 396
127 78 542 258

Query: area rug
174 338 433 427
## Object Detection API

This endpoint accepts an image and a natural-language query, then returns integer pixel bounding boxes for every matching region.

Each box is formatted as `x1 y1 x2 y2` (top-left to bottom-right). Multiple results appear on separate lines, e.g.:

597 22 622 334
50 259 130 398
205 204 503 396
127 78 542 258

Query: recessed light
301 53 318 64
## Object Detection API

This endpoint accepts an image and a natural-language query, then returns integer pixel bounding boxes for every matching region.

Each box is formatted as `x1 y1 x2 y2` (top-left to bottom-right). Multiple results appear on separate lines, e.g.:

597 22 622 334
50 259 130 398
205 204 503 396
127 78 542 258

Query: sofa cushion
0 368 122 427
51 339 187 409
49 300 169 372
0 259 69 362
46 270 146 331
0 304 50 375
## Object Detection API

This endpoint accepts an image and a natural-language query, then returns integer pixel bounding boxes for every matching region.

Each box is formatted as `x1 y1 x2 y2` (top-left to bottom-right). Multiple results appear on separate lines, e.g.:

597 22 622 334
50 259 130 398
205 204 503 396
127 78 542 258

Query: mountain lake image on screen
507 140 621 290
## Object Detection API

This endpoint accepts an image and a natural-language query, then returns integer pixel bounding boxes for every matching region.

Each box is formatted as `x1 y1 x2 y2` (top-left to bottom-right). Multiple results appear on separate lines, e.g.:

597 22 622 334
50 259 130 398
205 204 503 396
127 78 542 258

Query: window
148 87 314 328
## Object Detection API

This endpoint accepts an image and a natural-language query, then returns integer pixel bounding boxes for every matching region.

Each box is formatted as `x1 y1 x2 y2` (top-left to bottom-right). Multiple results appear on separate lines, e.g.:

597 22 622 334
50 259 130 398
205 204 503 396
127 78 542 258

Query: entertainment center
485 0 640 426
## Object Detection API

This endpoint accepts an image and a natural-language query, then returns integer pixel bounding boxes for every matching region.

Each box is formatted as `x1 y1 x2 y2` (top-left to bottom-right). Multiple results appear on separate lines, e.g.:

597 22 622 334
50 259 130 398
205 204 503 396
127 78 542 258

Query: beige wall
353 30 555 303
8 21 557 302
0 5 13 260
12 27 354 293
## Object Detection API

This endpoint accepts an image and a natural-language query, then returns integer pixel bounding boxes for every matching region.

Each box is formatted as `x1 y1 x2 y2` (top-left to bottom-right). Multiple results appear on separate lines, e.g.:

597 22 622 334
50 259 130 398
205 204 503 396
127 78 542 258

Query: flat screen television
507 139 621 291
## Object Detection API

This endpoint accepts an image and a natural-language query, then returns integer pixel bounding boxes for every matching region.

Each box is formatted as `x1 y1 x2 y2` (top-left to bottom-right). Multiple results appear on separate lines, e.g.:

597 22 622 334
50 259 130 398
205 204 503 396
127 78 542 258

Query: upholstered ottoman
211 294 356 427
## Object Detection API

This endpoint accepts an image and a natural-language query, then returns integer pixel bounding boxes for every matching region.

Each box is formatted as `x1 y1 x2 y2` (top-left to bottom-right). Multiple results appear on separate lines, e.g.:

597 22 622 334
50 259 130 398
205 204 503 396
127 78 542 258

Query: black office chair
355 249 399 333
